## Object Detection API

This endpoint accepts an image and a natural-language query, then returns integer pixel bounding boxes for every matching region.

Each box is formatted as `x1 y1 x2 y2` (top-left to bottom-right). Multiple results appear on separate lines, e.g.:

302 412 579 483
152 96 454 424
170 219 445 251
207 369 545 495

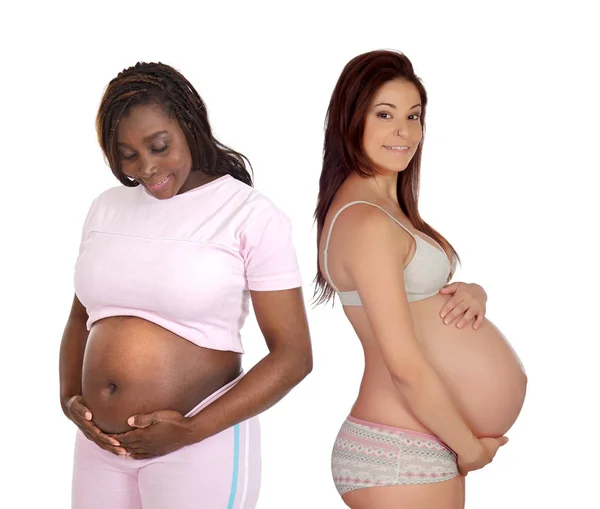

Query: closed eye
120 143 169 160
152 144 169 153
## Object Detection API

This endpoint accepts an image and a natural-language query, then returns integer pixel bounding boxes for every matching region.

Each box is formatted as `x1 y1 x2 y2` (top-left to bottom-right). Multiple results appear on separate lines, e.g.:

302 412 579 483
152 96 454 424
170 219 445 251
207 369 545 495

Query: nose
138 154 158 179
394 119 409 137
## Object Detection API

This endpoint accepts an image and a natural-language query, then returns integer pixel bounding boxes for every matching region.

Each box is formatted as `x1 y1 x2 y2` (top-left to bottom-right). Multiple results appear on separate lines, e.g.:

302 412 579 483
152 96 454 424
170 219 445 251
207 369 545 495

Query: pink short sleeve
78 198 98 256
240 206 302 291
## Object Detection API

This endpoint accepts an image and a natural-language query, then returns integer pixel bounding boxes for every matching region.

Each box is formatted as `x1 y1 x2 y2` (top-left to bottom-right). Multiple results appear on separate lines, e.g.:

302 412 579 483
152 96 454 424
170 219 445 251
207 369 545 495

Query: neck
352 170 399 203
178 171 223 194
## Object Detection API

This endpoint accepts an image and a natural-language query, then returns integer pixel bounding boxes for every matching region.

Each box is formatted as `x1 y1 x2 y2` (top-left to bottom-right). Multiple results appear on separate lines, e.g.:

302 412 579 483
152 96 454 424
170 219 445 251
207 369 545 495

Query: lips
147 175 171 188
383 145 410 151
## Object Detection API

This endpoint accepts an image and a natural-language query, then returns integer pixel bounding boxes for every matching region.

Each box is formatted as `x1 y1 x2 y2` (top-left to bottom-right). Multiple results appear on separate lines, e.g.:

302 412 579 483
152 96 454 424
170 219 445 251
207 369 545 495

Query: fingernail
85 412 92 420
444 319 449 324
128 417 135 426
457 323 462 329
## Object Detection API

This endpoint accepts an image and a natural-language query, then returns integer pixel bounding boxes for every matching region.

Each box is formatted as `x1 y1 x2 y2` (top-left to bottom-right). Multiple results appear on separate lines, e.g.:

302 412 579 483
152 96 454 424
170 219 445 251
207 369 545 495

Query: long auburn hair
314 50 459 305
96 62 253 187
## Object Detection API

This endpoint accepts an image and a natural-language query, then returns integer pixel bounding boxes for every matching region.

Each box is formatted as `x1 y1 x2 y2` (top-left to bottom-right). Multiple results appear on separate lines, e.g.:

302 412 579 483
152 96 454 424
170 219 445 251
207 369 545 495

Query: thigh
72 430 142 509
342 476 464 509
139 417 261 509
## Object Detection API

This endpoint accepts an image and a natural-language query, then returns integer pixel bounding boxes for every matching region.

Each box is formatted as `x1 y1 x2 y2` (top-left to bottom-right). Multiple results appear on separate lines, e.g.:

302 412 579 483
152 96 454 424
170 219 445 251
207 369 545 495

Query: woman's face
116 104 195 199
362 79 423 174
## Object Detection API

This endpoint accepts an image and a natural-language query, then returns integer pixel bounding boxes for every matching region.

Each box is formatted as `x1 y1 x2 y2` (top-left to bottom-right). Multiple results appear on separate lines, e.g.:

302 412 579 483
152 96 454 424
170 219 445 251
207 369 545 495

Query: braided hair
96 62 253 187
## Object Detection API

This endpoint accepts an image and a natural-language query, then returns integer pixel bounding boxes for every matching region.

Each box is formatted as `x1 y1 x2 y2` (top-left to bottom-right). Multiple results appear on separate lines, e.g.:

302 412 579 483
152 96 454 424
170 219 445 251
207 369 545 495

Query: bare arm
59 294 125 454
184 287 313 442
59 294 89 416
346 209 484 462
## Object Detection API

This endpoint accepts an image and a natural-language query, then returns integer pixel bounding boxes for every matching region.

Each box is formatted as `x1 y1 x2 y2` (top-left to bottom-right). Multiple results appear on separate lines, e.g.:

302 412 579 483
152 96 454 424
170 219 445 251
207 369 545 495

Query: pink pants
71 374 261 509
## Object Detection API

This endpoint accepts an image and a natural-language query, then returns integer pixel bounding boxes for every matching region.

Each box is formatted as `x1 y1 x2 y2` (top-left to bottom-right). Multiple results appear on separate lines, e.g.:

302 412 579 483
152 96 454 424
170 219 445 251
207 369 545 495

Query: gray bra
323 201 456 306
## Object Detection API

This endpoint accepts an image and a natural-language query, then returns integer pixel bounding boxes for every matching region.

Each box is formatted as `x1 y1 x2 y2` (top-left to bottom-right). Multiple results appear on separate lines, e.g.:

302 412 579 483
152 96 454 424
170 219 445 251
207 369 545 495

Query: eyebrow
373 102 422 110
117 130 169 146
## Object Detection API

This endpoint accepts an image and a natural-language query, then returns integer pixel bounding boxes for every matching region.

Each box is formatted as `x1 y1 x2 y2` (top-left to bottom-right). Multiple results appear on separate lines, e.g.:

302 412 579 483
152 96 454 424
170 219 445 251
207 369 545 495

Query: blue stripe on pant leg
227 424 241 509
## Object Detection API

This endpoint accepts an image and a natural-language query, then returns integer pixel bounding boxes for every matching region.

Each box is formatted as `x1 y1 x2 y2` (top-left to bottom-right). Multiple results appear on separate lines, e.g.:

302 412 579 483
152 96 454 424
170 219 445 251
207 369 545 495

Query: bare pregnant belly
411 293 528 437
81 316 241 433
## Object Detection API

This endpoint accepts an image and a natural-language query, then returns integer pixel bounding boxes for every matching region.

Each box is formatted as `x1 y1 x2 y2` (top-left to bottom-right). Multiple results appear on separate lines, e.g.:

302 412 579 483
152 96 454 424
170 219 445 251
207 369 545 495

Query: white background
1 1 598 507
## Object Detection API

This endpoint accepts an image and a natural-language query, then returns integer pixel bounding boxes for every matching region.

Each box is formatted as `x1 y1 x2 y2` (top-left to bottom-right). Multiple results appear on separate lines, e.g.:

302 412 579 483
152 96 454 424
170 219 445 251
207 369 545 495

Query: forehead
370 79 421 107
117 103 180 141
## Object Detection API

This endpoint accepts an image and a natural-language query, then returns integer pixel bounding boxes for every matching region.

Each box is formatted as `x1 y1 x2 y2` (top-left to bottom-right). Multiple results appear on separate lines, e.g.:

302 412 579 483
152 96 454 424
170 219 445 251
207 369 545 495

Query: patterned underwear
331 416 458 496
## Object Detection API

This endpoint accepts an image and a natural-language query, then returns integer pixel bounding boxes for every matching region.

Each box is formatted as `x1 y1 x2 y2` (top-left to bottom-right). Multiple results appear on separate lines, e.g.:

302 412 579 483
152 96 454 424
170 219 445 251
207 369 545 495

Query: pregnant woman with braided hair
59 62 312 509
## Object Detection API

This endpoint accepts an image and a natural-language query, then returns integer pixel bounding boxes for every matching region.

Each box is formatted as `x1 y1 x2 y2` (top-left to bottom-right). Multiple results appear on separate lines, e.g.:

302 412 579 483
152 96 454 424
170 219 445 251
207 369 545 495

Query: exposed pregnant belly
411 293 528 437
81 316 241 434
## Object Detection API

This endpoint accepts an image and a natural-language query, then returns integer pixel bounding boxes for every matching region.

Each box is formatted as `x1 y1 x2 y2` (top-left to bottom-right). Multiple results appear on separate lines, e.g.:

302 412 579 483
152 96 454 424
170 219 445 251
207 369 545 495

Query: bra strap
323 201 415 291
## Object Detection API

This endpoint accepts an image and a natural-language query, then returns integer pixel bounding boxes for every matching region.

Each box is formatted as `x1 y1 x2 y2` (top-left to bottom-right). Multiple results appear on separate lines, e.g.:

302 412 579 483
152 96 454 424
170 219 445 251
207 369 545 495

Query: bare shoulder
330 202 412 261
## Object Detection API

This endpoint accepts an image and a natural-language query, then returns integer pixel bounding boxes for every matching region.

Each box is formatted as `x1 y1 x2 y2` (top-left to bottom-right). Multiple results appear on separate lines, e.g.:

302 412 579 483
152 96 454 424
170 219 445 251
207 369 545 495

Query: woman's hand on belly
458 436 510 476
65 395 128 457
112 409 193 460
439 282 487 330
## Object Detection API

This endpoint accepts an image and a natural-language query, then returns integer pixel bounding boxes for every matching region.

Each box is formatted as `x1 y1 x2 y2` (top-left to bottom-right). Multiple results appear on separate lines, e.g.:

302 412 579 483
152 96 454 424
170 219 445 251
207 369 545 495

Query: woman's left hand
439 282 487 330
112 410 194 460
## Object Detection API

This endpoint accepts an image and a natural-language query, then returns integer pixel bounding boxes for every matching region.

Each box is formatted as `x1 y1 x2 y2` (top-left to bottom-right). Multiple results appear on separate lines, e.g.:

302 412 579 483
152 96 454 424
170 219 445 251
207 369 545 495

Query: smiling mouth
383 145 410 151
147 175 171 188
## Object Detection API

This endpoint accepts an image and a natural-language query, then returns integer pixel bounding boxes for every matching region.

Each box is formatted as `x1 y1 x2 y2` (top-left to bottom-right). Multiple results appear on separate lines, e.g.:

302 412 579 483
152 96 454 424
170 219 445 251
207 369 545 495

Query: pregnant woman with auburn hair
315 50 527 508
59 62 312 509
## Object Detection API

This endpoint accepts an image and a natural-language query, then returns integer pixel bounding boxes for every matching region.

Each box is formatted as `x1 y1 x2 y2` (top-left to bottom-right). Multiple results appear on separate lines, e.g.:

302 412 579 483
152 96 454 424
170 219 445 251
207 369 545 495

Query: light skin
323 80 507 509
361 81 423 183
339 208 507 475
62 103 313 459
440 282 487 330
362 78 487 331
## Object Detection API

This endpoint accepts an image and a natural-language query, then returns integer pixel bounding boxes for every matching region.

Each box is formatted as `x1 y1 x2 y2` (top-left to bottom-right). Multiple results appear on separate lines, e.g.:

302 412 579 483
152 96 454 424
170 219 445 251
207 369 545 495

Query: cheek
362 137 379 160
170 149 192 173
119 161 137 178
412 124 423 143
363 123 384 152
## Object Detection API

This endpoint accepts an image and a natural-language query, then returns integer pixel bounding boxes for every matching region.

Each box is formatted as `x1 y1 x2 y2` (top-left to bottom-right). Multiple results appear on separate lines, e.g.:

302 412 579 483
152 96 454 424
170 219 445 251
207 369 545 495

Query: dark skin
116 103 212 198
114 288 312 459
60 103 313 459
61 296 126 455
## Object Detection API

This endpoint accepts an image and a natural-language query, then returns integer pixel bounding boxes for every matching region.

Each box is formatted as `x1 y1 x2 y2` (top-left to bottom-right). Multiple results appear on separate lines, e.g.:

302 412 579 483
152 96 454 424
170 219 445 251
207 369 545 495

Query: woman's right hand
65 395 127 457
457 436 509 476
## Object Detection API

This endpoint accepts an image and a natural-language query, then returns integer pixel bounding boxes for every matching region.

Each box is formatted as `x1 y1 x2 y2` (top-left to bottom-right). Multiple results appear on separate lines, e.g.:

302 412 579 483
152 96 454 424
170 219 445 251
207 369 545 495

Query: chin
147 187 176 200
367 155 412 175
371 162 410 175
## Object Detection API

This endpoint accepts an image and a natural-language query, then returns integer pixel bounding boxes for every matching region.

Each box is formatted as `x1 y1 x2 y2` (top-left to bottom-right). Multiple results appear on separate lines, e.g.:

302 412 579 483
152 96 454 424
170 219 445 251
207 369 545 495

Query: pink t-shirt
74 174 302 353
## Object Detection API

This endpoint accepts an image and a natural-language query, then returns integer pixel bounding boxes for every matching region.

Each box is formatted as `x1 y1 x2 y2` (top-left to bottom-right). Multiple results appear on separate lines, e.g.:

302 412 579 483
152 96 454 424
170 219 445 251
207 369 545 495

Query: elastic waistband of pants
184 371 245 418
